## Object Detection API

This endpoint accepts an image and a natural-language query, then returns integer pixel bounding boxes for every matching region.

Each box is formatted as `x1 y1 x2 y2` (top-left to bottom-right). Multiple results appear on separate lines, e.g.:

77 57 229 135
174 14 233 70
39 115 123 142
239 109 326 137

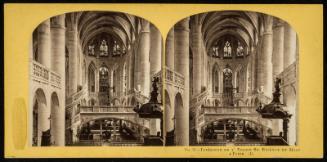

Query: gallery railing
164 66 185 89
30 59 61 88
79 106 135 113
201 106 258 115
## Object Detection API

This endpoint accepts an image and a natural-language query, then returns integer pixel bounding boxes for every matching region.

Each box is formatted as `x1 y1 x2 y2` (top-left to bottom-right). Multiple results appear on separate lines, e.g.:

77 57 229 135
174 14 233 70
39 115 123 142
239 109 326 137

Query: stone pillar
219 71 224 93
109 70 114 104
50 15 66 146
165 28 175 70
165 28 174 133
149 25 162 135
38 102 50 146
137 20 151 96
164 28 175 139
284 23 297 69
245 65 249 93
257 15 273 97
192 20 202 95
174 18 190 146
271 20 284 134
67 24 78 96
272 19 284 77
37 19 51 67
233 71 237 89
149 25 162 76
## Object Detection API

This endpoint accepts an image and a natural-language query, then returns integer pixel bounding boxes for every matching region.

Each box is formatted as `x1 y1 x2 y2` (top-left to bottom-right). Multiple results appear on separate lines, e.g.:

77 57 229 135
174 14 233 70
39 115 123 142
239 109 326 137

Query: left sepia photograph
29 11 164 146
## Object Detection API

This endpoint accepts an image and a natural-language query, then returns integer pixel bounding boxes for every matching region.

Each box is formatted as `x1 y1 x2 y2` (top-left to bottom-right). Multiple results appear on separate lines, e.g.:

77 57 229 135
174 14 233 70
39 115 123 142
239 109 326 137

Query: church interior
164 11 298 146
29 10 298 147
30 11 163 146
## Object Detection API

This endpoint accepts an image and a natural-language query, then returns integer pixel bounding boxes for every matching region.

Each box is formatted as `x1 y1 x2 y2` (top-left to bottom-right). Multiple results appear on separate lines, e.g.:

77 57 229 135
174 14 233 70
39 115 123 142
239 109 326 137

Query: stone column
37 19 51 67
165 98 173 133
67 23 78 96
257 15 273 97
245 65 249 93
165 28 174 134
149 25 162 135
272 19 284 77
38 102 50 146
165 28 175 70
50 15 66 146
109 70 114 104
283 23 297 69
233 71 237 89
272 19 285 135
219 71 224 93
137 20 151 96
174 18 190 146
192 20 202 95
150 25 162 76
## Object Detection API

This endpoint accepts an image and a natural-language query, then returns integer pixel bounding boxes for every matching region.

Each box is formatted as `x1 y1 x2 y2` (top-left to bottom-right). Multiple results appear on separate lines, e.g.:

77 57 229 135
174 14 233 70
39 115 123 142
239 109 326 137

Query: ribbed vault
194 11 263 54
65 11 148 55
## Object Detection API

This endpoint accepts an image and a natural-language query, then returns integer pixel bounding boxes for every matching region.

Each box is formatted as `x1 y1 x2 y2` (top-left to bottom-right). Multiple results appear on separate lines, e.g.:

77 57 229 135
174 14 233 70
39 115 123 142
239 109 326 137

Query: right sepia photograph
164 11 298 146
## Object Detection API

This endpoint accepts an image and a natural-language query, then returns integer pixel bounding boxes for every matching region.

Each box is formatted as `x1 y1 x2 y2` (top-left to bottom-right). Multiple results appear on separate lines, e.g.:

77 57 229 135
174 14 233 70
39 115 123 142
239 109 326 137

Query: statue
88 45 95 56
113 41 121 56
150 77 160 103
236 41 244 56
99 40 108 56
224 41 232 57
275 78 282 93
212 46 219 57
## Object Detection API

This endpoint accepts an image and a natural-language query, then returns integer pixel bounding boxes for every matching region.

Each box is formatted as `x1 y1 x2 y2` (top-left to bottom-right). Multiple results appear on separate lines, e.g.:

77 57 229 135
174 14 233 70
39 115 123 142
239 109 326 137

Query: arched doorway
32 88 49 146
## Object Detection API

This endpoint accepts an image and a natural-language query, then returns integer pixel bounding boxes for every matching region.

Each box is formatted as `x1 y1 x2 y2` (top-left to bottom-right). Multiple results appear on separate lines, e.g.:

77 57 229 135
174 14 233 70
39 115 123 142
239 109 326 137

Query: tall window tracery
99 64 109 92
223 66 233 93
87 35 126 57
210 35 248 59
212 65 219 94
88 64 95 92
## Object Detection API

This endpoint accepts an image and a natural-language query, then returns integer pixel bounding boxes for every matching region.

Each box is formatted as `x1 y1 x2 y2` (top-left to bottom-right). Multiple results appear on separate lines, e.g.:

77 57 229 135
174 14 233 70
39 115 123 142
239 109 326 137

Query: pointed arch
88 61 96 92
32 88 48 146
212 63 219 94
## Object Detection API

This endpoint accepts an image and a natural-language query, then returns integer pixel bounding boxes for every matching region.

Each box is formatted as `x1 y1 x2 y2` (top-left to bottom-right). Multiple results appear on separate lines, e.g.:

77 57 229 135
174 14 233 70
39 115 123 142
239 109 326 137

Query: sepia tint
164 11 298 146
30 11 164 146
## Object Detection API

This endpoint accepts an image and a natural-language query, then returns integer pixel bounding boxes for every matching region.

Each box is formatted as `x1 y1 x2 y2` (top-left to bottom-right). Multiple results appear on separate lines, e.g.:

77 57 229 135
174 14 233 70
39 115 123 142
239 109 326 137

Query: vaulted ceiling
195 11 262 52
65 11 146 54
